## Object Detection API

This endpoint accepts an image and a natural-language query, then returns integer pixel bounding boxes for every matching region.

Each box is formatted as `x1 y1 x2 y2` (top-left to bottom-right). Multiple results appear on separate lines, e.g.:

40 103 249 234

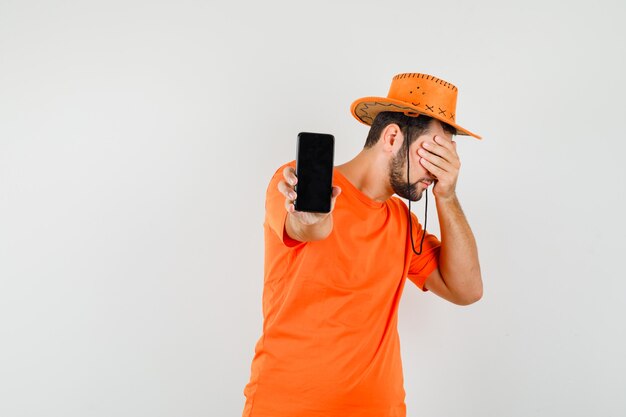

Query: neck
336 148 393 202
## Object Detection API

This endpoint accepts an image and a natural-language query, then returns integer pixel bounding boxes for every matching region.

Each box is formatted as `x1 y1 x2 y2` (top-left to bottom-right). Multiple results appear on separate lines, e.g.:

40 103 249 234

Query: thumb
329 186 341 212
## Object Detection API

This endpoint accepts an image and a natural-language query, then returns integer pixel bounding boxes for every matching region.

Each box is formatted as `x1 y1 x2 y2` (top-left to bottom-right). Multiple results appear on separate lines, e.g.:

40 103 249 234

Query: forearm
436 194 483 303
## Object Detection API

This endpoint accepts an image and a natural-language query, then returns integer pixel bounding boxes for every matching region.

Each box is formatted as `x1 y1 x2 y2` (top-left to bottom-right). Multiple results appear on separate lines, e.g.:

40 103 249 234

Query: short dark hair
363 111 457 151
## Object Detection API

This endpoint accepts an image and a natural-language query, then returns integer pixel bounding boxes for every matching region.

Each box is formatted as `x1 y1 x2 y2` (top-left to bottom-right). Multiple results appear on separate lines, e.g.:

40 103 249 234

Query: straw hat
350 73 482 139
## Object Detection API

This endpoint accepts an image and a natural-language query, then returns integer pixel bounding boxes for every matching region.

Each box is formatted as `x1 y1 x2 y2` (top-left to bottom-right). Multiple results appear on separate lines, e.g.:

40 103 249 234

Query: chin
410 192 423 202
391 182 422 202
398 189 422 202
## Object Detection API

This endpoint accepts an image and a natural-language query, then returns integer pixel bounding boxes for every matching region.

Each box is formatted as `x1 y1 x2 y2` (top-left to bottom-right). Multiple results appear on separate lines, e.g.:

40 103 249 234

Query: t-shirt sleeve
265 161 303 248
407 211 441 292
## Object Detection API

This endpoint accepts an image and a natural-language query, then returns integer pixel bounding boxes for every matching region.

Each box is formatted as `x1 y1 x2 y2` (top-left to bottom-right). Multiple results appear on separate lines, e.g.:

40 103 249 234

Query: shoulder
389 195 406 207
389 196 409 213
388 196 420 222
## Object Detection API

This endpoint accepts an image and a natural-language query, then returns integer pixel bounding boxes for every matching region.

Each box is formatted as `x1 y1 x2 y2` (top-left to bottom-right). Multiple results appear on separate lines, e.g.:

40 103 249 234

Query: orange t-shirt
242 161 441 417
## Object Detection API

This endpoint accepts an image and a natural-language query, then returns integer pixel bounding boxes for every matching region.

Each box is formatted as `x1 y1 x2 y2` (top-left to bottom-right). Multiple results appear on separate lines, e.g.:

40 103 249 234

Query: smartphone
294 132 335 213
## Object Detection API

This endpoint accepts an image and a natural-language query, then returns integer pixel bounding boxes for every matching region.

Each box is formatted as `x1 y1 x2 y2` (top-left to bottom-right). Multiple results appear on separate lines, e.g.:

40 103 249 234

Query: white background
1 1 625 416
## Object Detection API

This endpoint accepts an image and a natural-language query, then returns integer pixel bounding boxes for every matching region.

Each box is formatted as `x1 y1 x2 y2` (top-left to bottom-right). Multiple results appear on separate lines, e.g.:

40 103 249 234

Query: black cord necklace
407 138 428 255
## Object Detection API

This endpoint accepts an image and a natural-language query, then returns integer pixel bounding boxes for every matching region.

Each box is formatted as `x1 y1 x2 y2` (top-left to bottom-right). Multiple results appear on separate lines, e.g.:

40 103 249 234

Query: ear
380 123 402 154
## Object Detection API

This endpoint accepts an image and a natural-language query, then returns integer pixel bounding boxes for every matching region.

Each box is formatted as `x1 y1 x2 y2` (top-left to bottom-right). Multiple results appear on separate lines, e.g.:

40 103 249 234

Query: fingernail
289 192 296 199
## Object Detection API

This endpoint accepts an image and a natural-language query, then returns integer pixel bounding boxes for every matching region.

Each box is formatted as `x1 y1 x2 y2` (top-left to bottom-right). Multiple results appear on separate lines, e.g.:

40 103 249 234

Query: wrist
434 192 459 205
287 212 333 242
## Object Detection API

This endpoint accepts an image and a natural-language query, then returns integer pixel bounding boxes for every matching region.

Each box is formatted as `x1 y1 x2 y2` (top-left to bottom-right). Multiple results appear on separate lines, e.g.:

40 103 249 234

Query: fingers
279 165 342 215
279 182 296 213
418 135 461 200
418 146 447 171
418 135 460 171
419 156 446 177
423 137 453 160
434 135 454 150
282 166 297 186
282 187 297 213
280 166 298 213
434 136 459 165
278 179 296 200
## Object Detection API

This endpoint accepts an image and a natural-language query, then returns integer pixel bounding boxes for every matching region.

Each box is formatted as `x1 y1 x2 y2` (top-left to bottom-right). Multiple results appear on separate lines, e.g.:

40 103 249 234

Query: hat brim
351 96 482 140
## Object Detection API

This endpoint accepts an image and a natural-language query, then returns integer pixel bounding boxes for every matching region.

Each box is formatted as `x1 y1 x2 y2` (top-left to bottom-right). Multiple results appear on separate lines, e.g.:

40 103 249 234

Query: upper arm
406 211 442 291
424 267 482 306
405 209 470 305
423 267 463 305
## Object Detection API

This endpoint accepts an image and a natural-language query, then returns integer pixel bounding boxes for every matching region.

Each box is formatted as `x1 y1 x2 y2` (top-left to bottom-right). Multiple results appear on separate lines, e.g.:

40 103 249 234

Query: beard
389 150 424 202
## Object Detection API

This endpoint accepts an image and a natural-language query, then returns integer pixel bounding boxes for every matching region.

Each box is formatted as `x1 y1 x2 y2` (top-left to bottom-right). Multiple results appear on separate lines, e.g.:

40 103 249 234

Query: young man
242 73 483 417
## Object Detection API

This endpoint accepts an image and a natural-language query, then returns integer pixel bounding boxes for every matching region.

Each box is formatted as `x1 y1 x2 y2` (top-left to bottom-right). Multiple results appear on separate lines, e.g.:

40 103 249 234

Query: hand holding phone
278 135 341 241
294 132 335 212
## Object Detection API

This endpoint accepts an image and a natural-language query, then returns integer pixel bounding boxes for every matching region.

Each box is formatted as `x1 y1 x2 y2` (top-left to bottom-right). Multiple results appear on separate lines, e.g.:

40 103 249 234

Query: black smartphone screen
294 132 334 213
